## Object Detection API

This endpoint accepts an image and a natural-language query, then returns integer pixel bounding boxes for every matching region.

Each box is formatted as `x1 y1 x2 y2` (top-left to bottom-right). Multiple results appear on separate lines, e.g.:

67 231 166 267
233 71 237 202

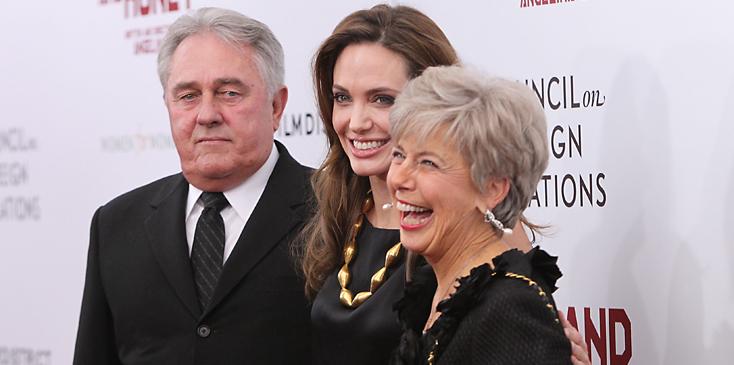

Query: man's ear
475 177 510 214
271 86 288 131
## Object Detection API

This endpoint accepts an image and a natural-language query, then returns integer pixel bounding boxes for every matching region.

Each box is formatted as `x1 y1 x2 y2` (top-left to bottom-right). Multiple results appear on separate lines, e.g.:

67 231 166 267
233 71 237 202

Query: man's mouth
197 137 230 143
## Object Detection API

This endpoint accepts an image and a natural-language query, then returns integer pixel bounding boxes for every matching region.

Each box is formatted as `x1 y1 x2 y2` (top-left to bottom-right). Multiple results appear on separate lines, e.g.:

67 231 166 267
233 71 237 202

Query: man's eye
180 93 197 101
221 91 240 98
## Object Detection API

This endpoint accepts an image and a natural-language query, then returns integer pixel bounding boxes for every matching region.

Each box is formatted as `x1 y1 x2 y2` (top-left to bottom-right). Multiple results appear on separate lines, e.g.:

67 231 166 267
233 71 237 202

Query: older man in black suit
73 8 311 364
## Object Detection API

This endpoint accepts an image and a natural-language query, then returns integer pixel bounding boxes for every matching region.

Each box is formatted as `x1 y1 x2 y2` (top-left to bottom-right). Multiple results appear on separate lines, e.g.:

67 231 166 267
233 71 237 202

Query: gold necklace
338 194 402 308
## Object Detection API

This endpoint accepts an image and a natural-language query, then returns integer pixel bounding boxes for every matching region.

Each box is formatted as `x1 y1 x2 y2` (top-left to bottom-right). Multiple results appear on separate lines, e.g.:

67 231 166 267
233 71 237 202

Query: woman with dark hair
301 5 589 364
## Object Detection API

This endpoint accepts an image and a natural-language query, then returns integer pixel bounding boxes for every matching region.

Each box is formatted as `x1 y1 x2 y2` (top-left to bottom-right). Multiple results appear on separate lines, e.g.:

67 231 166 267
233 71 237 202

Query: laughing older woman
387 65 571 364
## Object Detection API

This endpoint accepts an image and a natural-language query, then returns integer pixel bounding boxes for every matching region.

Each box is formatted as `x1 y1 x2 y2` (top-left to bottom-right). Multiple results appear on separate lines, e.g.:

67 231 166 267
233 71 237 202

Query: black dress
311 219 434 365
391 248 571 365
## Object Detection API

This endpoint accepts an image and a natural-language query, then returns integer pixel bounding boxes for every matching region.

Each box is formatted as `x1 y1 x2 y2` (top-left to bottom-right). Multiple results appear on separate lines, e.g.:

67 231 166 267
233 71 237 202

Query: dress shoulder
439 247 571 364
392 247 571 364
454 280 571 364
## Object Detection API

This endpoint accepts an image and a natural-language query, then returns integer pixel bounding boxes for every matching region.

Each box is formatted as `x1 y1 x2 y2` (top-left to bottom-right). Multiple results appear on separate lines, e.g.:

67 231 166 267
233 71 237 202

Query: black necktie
191 192 229 310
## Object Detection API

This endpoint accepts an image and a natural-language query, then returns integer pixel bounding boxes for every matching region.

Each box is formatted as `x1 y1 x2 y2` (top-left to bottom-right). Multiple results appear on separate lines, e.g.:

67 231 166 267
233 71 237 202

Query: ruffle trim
391 247 562 364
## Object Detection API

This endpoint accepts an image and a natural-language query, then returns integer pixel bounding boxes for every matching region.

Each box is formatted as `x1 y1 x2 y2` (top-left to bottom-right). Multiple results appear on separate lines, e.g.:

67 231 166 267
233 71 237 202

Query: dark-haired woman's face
331 43 409 179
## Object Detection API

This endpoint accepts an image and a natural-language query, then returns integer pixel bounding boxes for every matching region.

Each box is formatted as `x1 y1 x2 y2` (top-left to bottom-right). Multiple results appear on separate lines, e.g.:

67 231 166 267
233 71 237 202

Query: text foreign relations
0 196 41 221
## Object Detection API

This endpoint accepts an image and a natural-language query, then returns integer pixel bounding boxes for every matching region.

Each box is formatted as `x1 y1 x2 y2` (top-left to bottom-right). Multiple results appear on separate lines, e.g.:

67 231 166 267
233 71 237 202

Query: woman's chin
399 236 429 256
348 157 391 178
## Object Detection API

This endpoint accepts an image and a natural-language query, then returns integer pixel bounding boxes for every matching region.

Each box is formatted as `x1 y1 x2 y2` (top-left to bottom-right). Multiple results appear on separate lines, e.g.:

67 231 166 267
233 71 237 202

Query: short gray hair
390 65 549 229
157 7 284 95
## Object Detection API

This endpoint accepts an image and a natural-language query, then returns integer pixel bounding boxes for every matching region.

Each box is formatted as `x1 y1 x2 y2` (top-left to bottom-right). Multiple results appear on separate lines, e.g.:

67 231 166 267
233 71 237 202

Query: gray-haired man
74 8 311 364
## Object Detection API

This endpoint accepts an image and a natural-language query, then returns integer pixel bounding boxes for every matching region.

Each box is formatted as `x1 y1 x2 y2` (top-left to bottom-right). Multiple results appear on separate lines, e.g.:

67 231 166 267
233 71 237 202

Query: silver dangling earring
484 209 513 236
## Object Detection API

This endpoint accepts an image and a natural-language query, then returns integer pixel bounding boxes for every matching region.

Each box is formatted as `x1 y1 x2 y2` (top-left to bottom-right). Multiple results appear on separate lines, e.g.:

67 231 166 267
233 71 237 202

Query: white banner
1 1 732 364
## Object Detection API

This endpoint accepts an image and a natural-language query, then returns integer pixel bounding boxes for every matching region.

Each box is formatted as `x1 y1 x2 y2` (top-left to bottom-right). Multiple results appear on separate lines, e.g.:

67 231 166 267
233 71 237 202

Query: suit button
197 325 211 338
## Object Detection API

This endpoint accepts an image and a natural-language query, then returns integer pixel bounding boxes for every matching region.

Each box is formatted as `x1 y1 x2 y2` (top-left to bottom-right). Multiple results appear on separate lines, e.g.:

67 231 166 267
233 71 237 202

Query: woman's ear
475 177 510 213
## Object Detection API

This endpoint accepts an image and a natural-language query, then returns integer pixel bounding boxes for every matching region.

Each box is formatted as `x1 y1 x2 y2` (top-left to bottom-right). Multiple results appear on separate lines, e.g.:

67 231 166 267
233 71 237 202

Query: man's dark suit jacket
73 141 312 364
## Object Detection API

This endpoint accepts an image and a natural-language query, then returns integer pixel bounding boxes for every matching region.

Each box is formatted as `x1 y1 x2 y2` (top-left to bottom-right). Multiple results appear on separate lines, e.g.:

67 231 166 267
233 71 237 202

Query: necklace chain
338 193 402 309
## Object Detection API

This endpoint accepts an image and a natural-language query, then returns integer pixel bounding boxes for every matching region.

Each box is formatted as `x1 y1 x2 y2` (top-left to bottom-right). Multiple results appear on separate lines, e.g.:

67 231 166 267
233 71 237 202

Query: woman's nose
348 103 373 133
387 160 415 192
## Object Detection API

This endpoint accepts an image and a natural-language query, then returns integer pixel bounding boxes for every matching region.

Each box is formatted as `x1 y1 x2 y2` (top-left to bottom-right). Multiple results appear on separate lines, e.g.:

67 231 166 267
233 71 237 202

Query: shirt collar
185 143 280 219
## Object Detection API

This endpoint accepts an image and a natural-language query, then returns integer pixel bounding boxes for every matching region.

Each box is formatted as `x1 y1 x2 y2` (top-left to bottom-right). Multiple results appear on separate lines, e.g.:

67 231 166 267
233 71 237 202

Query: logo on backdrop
523 74 608 209
0 346 51 365
520 0 578 8
275 112 326 138
100 132 175 153
98 0 193 55
0 128 41 222
565 306 632 365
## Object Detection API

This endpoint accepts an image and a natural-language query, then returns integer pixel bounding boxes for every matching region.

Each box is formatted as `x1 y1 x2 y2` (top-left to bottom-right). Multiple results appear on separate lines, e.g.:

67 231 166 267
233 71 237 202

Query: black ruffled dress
391 247 572 365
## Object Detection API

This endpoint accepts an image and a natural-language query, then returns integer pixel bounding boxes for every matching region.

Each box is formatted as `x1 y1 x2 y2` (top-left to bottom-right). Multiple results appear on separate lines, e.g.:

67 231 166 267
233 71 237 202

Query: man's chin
182 166 240 191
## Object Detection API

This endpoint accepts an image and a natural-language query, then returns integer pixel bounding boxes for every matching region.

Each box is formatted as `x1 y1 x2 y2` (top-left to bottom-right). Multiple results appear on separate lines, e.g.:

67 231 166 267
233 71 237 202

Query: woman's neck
436 238 505 285
424 232 509 331
366 174 400 229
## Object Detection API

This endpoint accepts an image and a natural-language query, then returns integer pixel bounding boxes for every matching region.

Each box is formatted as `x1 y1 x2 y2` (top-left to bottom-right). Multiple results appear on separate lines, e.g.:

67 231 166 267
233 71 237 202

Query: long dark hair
300 4 459 298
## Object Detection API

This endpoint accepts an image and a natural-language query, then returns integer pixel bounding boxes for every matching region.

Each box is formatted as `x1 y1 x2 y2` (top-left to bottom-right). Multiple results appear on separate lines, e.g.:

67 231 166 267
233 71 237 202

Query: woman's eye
374 95 395 105
420 159 438 168
333 93 351 103
391 150 405 160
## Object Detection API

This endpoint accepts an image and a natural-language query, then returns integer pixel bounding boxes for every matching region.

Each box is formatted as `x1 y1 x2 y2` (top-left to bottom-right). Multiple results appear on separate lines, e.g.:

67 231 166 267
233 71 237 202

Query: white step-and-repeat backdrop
1 1 732 364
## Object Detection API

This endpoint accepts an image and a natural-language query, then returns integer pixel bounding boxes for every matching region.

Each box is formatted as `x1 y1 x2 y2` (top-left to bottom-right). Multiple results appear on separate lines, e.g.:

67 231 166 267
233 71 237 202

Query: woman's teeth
353 140 387 150
396 201 429 213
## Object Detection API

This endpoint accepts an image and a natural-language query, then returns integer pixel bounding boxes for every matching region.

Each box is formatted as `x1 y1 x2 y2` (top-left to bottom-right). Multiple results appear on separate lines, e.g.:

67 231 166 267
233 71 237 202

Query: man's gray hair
157 7 284 95
390 65 549 229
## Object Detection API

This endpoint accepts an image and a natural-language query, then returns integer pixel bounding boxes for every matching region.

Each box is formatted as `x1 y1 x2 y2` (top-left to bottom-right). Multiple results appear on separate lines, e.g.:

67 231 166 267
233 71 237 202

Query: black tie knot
200 192 229 212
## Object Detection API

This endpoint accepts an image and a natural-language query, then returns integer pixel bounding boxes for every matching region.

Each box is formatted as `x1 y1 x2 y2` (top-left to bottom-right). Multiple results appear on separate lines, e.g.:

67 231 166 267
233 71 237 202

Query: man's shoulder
273 141 314 174
270 141 315 188
99 173 184 213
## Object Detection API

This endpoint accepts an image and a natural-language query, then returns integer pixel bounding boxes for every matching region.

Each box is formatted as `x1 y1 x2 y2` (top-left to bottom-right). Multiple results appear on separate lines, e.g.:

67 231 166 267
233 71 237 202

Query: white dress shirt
184 143 279 263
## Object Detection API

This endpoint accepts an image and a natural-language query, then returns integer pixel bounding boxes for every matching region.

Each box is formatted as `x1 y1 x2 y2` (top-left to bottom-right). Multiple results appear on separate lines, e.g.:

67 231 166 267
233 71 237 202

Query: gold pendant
337 196 402 309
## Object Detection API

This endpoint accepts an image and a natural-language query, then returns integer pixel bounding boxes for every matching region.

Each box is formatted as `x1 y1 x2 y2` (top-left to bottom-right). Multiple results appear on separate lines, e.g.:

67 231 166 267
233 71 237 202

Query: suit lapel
206 143 308 313
144 174 201 319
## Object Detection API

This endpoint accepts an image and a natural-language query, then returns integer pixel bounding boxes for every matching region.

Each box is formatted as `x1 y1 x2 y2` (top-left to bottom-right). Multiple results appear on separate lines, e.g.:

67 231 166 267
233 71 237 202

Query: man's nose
196 94 222 126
